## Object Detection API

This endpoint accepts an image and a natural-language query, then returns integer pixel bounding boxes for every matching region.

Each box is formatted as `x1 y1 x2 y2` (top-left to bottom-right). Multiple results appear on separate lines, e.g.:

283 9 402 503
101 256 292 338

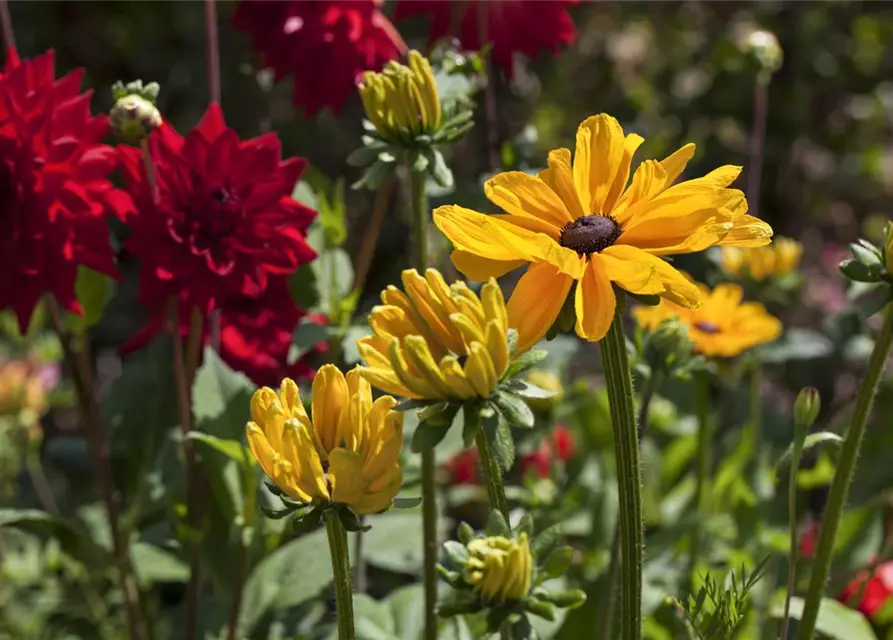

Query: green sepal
524 598 556 621
504 349 548 379
840 258 881 283
443 540 470 566
457 521 476 545
337 506 371 532
502 380 555 401
395 398 440 412
531 525 561 563
538 546 574 582
260 504 301 520
438 596 484 618
493 390 535 428
486 509 511 538
508 614 534 640
291 507 324 535
516 513 534 540
537 588 587 609
393 496 423 509
425 148 454 188
485 607 511 634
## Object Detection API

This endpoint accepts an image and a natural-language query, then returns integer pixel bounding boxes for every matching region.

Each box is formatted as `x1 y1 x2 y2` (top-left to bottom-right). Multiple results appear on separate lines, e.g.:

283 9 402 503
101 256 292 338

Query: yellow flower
357 268 510 401
633 282 782 358
246 366 404 515
359 50 441 140
433 113 773 350
465 534 533 603
0 359 48 418
721 237 802 281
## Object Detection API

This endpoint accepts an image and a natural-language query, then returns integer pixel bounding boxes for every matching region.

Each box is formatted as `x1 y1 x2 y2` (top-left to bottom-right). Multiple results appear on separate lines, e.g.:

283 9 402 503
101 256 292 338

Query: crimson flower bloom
233 0 405 116
520 426 576 479
394 0 577 77
839 561 893 618
117 103 316 318
444 448 480 486
0 49 125 331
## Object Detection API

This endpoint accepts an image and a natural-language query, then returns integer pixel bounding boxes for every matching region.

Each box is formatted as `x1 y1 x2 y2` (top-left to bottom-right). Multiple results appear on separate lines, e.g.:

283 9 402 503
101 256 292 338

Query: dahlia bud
524 369 563 413
794 387 821 433
109 80 162 142
739 28 783 77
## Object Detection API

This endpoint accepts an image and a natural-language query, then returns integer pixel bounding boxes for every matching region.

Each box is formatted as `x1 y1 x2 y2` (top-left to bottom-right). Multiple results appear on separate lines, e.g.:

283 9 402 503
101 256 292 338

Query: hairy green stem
476 429 509 517
691 371 712 584
798 303 893 639
326 514 356 640
409 164 437 640
599 307 643 640
781 434 805 640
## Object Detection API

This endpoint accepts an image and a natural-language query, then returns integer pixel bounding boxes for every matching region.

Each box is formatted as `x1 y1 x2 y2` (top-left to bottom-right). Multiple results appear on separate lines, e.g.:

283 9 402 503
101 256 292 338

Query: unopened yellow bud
464 534 532 603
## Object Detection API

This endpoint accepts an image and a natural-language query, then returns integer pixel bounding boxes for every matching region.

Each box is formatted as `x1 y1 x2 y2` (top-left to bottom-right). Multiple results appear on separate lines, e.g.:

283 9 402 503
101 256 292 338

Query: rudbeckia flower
394 1 577 77
434 113 773 350
633 283 781 358
357 268 510 401
0 49 126 332
246 366 404 515
722 237 802 281
464 534 533 603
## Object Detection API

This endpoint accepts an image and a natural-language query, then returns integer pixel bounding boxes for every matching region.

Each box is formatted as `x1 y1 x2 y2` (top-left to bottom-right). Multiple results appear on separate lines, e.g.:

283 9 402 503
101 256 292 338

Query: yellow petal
506 263 574 353
402 335 457 398
356 365 414 399
599 245 663 295
451 251 526 282
613 160 668 225
344 368 371 453
484 171 572 231
451 312 487 350
311 364 349 454
659 143 696 186
328 448 367 511
403 269 465 354
539 148 585 220
433 205 543 262
250 387 281 430
465 342 497 397
438 355 477 399
603 133 645 213
481 279 508 334
246 422 276 480
388 339 443 399
575 257 616 342
575 114 626 214
485 320 509 378
719 214 774 248
279 378 308 423
282 420 328 502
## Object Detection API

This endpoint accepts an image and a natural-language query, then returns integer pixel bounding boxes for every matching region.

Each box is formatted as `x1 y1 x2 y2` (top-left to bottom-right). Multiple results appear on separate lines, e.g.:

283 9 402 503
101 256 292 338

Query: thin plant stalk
354 517 367 593
476 4 500 173
204 0 221 105
599 304 643 640
476 429 509 517
750 361 762 455
24 432 59 515
408 162 437 640
781 430 807 640
326 513 356 640
747 76 770 219
798 303 893 639
691 370 712 582
46 296 147 640
599 370 663 640
0 0 14 51
352 177 395 295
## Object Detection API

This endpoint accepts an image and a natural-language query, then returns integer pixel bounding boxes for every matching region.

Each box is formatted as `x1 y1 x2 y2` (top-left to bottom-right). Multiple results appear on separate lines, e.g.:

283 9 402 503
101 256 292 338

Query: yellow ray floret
721 236 802 281
433 113 774 350
357 269 511 401
245 366 404 515
358 50 441 139
633 282 782 358
465 534 533 603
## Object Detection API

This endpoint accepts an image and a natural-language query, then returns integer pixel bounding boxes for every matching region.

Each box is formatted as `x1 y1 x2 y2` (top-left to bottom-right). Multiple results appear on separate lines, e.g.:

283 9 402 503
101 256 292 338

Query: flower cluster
233 0 405 115
634 282 781 358
0 50 126 332
434 113 773 350
247 367 404 519
721 237 803 282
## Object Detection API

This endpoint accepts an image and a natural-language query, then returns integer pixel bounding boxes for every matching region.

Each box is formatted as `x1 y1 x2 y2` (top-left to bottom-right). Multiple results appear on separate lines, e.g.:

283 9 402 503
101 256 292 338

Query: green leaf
840 259 881 283
318 177 348 247
486 510 511 537
292 319 331 357
777 432 843 469
0 509 99 561
354 158 395 191
185 432 248 465
427 148 454 188
291 179 319 210
131 541 189 585
393 496 423 510
346 143 387 168
517 513 534 539
444 540 470 566
504 350 548 379
851 242 882 267
238 528 332 636
67 266 112 329
482 405 515 471
539 546 574 581
769 596 877 640
531 525 561 562
504 380 556 401
411 421 449 453
192 347 255 440
362 511 440 574
457 522 475 545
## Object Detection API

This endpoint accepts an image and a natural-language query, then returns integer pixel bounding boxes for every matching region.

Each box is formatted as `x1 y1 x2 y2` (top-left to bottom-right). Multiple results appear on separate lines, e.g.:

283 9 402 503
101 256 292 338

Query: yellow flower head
434 113 773 350
0 359 48 418
357 268 510 401
359 50 441 140
465 534 533 603
633 282 782 358
721 237 802 281
246 366 404 515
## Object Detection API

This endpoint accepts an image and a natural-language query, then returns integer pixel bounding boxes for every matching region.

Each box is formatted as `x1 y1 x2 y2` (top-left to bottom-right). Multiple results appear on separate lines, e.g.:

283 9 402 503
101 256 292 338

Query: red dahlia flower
839 561 893 617
0 49 125 331
117 103 316 317
233 0 405 116
520 426 576 478
444 448 480 486
394 0 577 77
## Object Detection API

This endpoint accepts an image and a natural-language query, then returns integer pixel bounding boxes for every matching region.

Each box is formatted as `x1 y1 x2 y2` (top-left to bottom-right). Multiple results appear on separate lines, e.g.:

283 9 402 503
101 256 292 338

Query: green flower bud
741 28 783 75
110 87 162 143
794 387 821 432
644 316 694 371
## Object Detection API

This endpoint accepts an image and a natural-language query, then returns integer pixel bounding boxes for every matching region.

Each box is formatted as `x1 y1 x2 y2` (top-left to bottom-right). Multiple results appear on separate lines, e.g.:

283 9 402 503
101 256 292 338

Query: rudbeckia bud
464 534 533 603
359 50 441 141
794 387 821 433
644 316 694 371
110 86 162 142
524 369 563 413
740 28 783 77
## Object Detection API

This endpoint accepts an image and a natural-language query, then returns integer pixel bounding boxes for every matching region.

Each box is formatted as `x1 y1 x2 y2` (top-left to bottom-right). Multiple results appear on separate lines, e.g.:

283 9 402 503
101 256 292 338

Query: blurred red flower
839 561 893 617
394 0 577 77
552 424 576 461
444 448 480 486
233 0 405 116
0 49 125 332
520 425 577 478
117 103 316 318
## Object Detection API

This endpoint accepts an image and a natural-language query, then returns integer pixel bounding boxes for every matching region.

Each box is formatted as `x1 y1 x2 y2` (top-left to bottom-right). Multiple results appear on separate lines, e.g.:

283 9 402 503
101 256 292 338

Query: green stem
750 361 762 455
691 371 712 584
599 306 643 640
781 438 805 640
798 303 893 639
408 163 437 640
326 514 355 640
476 429 509 517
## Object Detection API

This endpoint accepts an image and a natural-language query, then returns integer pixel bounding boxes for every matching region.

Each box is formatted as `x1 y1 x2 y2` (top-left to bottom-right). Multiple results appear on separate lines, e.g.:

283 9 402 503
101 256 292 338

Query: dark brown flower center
695 321 721 334
559 214 622 256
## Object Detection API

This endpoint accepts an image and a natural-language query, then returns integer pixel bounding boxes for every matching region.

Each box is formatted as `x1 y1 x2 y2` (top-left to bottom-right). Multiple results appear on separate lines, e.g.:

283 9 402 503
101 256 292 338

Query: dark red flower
520 439 553 479
233 0 405 116
799 519 819 559
117 103 316 318
394 0 577 77
0 49 124 332
444 448 480 486
839 561 893 617
552 424 576 461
